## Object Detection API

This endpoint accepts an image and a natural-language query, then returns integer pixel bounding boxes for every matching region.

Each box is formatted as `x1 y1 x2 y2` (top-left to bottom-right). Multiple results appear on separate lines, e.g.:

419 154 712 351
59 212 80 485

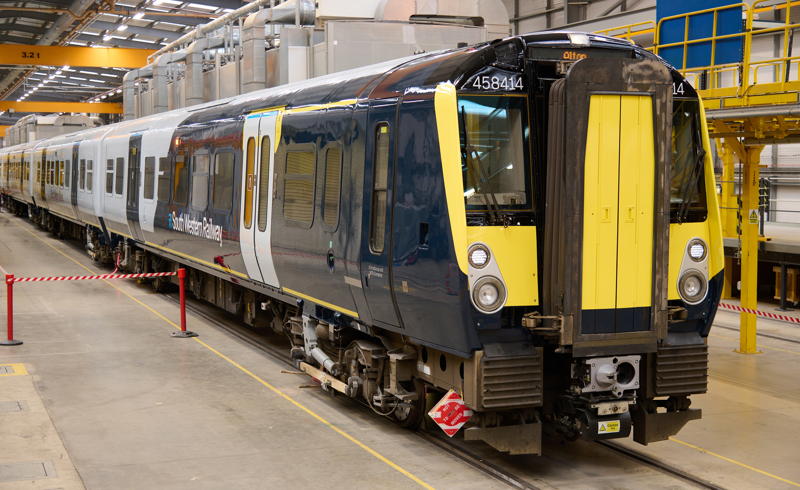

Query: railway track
161 288 726 490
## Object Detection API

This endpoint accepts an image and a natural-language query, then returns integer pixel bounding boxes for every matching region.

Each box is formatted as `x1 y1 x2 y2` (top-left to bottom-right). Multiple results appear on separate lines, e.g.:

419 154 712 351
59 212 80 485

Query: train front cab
435 48 721 454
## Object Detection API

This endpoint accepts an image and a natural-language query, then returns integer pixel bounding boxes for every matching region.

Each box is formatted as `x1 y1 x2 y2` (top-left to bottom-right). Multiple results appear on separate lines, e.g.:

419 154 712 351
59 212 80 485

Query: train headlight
472 276 506 313
468 244 491 269
688 239 707 262
679 270 708 305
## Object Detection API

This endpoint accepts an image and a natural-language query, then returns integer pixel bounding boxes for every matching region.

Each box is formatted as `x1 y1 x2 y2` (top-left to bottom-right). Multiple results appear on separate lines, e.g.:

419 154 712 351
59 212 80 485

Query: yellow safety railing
598 1 800 109
593 21 656 49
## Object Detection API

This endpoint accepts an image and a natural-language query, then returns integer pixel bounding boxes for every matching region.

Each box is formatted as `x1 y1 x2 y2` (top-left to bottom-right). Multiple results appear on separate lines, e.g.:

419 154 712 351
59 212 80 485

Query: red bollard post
171 268 197 338
1 274 22 346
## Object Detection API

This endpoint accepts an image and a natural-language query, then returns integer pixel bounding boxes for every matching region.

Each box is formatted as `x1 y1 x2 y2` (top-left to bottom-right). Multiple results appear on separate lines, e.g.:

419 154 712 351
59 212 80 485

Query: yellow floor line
670 437 800 488
3 216 435 490
710 334 800 356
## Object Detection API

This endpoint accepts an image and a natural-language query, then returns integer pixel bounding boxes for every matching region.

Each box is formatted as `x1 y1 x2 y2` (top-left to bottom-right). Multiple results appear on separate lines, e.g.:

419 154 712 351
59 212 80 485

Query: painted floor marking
670 437 800 488
710 334 800 356
0 363 28 376
3 215 435 490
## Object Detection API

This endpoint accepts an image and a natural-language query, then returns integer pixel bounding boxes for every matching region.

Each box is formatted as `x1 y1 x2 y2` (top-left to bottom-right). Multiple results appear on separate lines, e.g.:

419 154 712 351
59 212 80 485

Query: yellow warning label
598 420 620 434
749 210 759 225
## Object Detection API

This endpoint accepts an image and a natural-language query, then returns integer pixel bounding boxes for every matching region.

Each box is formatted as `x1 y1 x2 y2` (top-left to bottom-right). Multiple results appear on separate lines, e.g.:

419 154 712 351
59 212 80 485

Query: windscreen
671 99 708 222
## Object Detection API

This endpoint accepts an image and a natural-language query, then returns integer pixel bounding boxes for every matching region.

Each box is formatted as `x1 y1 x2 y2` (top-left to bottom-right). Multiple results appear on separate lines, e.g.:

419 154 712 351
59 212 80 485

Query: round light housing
468 244 491 269
688 239 707 262
679 270 708 305
472 276 506 313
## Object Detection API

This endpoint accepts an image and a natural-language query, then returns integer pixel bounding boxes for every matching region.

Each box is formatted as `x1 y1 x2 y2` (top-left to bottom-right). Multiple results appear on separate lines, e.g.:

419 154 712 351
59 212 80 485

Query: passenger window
370 123 390 253
257 136 271 232
212 152 234 211
79 159 86 190
60 161 65 187
144 157 155 200
283 150 315 223
115 157 124 195
65 160 70 188
191 152 209 209
106 159 113 194
157 157 170 202
244 138 255 228
86 160 93 193
173 153 188 205
323 147 342 228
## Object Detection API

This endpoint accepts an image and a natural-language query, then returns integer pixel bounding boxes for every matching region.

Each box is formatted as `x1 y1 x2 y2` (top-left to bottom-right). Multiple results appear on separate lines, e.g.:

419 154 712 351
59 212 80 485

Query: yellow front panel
582 95 621 310
616 96 654 309
467 226 539 306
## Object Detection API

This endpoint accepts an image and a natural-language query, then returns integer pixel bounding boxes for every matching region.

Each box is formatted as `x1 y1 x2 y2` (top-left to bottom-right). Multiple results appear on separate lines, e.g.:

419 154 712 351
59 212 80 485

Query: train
0 31 723 455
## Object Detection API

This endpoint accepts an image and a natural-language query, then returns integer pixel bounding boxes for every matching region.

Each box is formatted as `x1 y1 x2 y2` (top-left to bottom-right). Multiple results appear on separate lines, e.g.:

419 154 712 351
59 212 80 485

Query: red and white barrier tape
11 271 176 283
719 302 800 325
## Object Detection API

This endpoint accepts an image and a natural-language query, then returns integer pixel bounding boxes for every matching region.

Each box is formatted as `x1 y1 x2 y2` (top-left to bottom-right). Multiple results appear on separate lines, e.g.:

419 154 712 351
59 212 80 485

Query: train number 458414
472 75 523 91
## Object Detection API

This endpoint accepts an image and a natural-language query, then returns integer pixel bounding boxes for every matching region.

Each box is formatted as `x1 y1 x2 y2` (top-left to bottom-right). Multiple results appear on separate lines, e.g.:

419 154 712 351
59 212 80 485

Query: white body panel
253 112 280 288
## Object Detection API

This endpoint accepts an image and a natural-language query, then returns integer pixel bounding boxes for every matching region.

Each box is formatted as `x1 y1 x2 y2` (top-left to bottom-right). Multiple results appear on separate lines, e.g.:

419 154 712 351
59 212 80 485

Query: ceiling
0 0 246 125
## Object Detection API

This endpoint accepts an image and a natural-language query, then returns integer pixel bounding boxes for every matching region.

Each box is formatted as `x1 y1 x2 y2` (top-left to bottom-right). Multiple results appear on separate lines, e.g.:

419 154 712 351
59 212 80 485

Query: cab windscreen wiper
460 107 506 226
676 123 706 223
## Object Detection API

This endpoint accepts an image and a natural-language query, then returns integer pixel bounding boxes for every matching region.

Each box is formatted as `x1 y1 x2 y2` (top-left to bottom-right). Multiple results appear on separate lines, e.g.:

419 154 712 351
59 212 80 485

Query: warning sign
428 389 473 437
749 210 759 225
598 420 620 434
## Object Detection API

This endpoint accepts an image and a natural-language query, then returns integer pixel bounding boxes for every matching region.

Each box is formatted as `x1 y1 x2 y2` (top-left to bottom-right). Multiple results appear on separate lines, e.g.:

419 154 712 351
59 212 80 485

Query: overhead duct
149 0 315 62
242 0 315 93
375 0 510 40
185 37 225 107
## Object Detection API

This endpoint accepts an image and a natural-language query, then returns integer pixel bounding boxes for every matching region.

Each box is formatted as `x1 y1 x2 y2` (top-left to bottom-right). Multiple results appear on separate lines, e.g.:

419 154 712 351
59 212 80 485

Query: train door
240 112 281 287
70 143 80 218
39 150 46 203
240 114 265 283
361 99 402 328
126 134 145 241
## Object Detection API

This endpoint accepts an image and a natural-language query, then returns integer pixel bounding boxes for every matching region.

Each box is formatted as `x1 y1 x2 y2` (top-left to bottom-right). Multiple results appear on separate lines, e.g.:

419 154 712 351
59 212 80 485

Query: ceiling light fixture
118 25 128 31
62 65 70 70
133 12 145 19
103 35 113 41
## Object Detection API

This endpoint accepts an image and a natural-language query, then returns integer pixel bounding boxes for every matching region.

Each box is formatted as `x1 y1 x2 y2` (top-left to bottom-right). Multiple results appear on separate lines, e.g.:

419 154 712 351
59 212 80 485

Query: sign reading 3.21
20 52 41 59
471 75 524 91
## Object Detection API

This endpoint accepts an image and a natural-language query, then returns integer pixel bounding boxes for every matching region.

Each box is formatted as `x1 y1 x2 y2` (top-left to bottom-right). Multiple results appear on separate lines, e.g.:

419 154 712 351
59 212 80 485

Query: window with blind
192 152 209 209
212 151 234 211
283 149 315 224
79 159 86 190
157 157 170 202
257 136 271 232
370 123 390 253
115 157 124 195
144 157 155 200
323 147 342 229
173 153 188 205
106 159 113 193
86 160 93 193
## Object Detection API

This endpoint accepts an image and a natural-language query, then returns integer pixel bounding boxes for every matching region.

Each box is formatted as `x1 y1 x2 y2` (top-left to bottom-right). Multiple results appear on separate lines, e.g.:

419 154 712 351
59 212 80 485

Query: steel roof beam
89 20 185 40
0 44 154 68
75 33 163 50
0 11 59 22
0 24 50 35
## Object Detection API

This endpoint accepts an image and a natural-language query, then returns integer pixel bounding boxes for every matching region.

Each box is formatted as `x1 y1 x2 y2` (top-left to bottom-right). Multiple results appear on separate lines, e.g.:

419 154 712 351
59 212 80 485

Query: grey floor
1 211 800 489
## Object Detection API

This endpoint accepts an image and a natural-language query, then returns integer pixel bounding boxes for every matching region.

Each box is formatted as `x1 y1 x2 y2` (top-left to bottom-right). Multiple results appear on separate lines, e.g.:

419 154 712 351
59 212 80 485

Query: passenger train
0 31 723 454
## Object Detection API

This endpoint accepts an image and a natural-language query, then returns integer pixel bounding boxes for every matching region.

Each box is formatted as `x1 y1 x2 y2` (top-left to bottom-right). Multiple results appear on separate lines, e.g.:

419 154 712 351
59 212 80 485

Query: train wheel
151 276 166 293
393 378 424 429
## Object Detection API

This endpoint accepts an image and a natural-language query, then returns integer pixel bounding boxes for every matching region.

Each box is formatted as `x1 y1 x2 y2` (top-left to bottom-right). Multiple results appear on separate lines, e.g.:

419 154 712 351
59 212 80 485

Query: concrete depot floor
1 211 800 489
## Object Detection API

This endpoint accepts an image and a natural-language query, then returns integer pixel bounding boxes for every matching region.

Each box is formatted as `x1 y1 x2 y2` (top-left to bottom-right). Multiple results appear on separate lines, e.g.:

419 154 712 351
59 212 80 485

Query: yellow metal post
719 141 737 237
736 145 764 355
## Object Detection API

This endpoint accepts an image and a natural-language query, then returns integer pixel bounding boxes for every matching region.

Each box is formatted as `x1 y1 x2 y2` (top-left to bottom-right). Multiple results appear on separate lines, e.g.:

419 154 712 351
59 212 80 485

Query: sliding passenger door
252 112 280 287
361 99 402 329
70 143 80 219
240 114 266 284
126 134 145 242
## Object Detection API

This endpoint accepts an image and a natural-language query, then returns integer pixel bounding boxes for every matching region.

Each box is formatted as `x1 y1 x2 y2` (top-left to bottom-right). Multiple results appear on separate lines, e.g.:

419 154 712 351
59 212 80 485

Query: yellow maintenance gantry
599 0 800 354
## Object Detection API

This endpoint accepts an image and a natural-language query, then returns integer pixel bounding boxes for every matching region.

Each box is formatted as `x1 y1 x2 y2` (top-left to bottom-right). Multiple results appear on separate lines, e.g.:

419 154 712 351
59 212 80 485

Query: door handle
602 207 611 222
327 249 335 273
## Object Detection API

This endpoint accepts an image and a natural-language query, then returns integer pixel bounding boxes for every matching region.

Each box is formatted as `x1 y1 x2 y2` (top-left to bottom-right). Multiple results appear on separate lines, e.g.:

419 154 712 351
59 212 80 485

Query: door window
86 160 93 193
173 153 188 205
370 123 390 253
157 157 169 202
79 159 86 190
323 147 342 228
244 137 255 228
115 157 124 195
258 136 271 232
